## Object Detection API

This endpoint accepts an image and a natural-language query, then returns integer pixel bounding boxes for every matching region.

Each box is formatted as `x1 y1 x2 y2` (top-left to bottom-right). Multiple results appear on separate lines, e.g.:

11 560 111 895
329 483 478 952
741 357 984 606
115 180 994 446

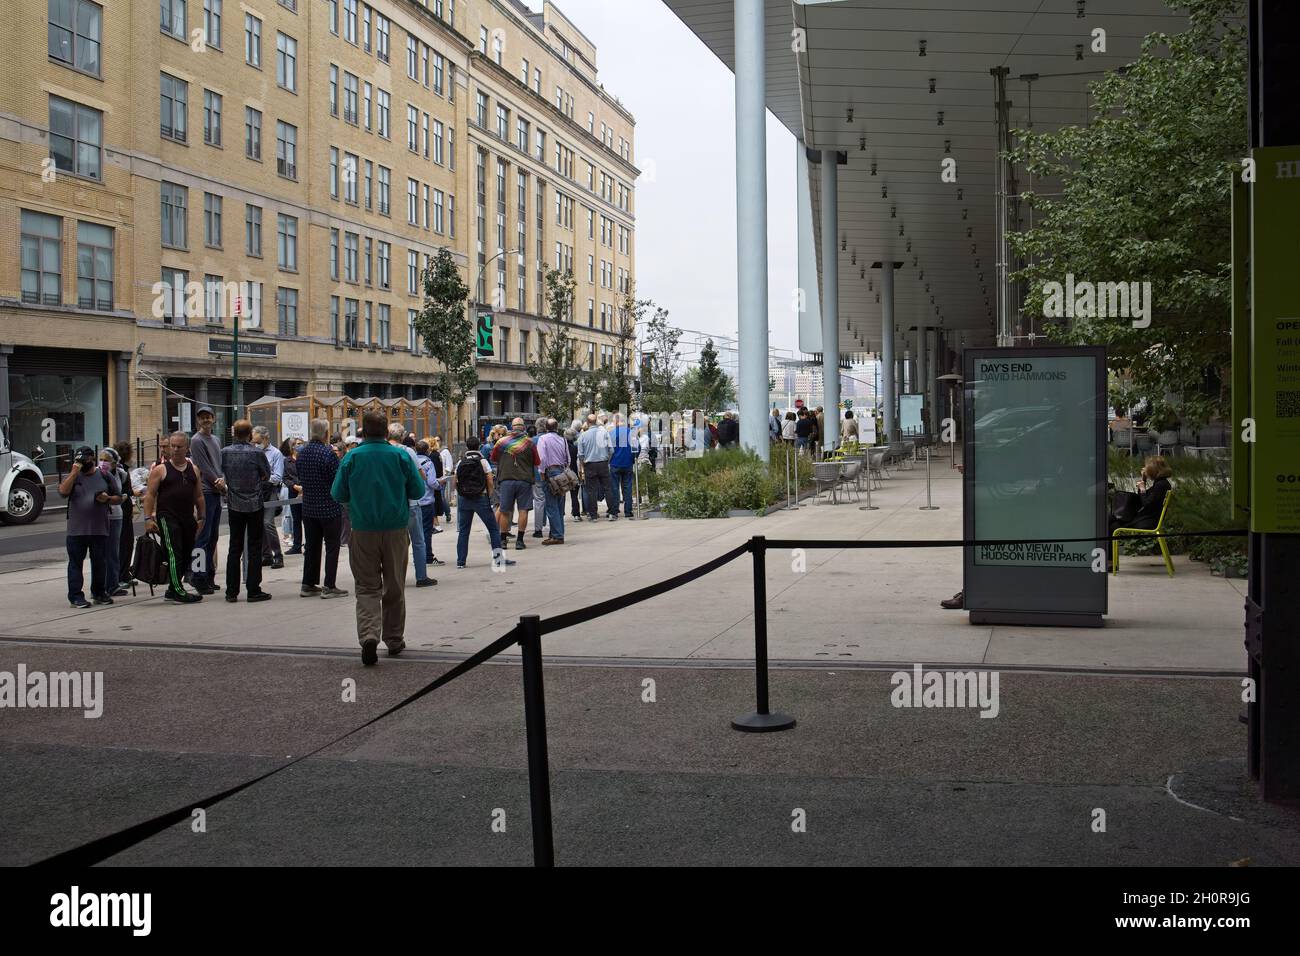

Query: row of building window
473 86 632 218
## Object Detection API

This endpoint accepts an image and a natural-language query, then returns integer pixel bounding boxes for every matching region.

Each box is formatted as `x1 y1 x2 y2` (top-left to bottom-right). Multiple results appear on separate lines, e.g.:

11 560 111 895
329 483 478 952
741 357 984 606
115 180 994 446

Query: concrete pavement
0 464 1248 674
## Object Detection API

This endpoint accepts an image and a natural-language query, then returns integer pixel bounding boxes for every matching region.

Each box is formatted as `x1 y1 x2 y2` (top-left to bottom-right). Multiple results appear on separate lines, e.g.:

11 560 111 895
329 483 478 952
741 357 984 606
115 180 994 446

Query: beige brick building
0 0 635 473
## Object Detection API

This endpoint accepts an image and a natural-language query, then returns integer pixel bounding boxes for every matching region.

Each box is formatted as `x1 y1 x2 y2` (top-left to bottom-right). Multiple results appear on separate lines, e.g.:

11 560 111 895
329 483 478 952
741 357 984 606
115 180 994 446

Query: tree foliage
678 338 737 413
528 269 582 420
639 301 682 414
412 247 475 437
1007 0 1246 427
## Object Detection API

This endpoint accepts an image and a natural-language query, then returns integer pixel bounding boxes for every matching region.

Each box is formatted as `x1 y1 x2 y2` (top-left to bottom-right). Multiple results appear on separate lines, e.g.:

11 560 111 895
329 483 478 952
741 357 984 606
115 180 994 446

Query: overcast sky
553 0 802 357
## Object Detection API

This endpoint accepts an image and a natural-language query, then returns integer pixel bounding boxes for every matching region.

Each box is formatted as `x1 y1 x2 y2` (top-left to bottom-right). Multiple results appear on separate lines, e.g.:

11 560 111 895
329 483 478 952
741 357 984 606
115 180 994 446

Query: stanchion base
731 711 797 733
858 505 879 511
919 506 940 511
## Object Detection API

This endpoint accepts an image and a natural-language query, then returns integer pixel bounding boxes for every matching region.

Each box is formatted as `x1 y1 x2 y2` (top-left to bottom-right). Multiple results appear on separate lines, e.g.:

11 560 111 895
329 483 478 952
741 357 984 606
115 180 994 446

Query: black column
1246 0 1300 802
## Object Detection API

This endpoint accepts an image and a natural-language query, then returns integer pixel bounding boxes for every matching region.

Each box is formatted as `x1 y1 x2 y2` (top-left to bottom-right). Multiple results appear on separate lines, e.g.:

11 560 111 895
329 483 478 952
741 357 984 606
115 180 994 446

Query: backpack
130 531 170 595
456 451 488 498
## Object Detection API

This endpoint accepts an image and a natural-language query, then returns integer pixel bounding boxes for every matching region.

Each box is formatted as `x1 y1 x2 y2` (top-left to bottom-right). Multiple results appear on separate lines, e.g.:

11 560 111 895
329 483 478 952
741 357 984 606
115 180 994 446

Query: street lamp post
467 248 522 441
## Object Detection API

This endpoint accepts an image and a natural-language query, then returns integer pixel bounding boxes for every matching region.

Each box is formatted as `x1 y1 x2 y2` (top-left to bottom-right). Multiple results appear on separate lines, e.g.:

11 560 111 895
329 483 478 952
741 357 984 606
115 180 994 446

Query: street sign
476 312 495 357
282 412 309 441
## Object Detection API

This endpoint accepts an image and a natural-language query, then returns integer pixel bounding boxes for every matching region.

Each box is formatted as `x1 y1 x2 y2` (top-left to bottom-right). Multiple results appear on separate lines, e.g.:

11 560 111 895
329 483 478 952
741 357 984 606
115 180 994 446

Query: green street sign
476 312 495 357
1249 146 1300 533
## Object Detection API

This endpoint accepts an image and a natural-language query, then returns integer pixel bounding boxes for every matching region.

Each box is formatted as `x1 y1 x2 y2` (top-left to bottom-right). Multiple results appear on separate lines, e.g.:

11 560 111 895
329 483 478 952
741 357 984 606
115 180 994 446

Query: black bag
456 451 488 498
1111 490 1140 524
130 531 169 595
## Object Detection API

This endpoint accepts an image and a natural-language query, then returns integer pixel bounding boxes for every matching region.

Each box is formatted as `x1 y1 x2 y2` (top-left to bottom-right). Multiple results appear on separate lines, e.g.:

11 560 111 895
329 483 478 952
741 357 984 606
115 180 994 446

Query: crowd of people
59 407 664 664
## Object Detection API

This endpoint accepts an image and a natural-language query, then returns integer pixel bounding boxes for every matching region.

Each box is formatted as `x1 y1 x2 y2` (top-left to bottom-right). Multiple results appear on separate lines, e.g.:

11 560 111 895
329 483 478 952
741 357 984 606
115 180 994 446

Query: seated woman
1109 455 1173 538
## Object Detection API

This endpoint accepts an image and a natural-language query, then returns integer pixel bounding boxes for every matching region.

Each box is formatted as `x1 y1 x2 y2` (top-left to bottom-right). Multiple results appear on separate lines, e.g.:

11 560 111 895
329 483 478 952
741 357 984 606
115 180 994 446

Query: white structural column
819 154 841 448
880 264 896 440
916 325 927 429
734 0 770 461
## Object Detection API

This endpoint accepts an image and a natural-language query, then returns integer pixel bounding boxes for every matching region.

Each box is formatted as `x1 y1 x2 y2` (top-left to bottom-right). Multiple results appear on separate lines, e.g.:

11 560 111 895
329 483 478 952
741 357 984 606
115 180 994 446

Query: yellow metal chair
1111 489 1175 577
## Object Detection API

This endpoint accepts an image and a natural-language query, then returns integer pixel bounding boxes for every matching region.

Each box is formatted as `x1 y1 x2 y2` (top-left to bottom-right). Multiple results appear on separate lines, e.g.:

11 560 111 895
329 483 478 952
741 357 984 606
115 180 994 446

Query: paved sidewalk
2 642 1295 867
0 465 1246 672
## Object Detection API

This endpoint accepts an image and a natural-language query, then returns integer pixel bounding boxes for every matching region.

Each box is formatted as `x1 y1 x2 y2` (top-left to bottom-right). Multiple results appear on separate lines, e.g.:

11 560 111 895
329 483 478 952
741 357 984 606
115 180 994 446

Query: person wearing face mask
98 448 129 598
59 445 121 608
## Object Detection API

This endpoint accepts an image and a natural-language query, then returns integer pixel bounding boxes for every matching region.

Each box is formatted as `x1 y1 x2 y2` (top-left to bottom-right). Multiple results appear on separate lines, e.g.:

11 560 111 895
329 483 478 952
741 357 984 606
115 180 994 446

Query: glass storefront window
8 372 105 475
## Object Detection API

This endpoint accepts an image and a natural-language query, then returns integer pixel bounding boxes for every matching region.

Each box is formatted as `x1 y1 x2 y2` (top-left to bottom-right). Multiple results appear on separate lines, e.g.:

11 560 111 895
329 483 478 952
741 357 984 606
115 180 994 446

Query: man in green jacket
331 411 426 665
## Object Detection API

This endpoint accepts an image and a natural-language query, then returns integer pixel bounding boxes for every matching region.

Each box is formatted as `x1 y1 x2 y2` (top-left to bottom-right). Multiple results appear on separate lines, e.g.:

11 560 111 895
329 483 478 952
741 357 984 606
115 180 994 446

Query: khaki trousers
348 528 410 648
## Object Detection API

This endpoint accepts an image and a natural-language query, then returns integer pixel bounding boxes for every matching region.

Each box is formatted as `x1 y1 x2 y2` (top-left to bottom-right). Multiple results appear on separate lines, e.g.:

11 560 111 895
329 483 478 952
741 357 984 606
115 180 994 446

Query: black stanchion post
732 536 796 732
518 614 556 866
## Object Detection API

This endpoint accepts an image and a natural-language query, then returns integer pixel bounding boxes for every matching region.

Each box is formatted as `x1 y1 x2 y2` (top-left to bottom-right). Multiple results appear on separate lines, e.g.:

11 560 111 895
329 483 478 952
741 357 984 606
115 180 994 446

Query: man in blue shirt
576 414 612 521
607 413 636 520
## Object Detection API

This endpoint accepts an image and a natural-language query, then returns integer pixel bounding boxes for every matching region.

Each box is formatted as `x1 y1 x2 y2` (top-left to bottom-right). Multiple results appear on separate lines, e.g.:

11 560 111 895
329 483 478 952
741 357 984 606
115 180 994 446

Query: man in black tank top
142 431 206 604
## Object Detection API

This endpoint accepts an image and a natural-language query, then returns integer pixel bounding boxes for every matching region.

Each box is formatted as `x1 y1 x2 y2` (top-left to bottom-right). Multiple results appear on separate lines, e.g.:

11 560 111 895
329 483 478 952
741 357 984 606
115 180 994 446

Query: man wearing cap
58 445 121 608
190 405 224 595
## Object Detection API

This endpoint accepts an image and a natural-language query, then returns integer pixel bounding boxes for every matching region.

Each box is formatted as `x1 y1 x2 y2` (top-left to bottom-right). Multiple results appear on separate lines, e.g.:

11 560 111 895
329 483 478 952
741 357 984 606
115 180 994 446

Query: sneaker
247 591 273 603
607 514 618 521
70 597 92 609
455 564 467 569
429 557 445 567
386 640 406 657
225 593 239 603
270 558 285 570
431 527 444 534
196 583 216 596
361 639 379 666
111 587 129 597
542 537 564 545
261 557 274 567
163 591 199 604
320 587 349 599
300 585 322 597
532 530 544 538
284 548 303 555
416 578 437 587
92 594 115 606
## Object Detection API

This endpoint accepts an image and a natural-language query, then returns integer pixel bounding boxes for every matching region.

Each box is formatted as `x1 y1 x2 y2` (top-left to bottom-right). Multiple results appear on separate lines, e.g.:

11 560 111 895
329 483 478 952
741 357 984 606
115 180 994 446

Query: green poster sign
1249 146 1300 533
476 312 494 357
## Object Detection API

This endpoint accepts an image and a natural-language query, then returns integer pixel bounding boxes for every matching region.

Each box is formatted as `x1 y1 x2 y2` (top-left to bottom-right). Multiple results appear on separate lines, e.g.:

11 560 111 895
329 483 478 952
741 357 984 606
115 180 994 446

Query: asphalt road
3 641 1297 867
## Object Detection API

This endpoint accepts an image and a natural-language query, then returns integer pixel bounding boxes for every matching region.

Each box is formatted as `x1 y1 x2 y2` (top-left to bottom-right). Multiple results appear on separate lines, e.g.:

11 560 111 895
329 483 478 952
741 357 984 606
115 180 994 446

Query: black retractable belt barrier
733 536 796 732
518 615 555 867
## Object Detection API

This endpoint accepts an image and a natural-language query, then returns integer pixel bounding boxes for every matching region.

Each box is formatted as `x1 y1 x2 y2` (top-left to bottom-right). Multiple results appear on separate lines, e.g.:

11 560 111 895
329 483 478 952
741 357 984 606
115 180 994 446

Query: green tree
412 248 475 440
528 269 581 420
599 284 639 413
639 302 681 414
678 338 737 413
1007 0 1246 428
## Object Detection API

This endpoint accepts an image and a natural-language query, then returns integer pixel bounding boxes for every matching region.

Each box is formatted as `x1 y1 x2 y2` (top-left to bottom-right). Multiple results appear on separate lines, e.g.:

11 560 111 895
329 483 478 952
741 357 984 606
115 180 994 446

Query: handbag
1110 490 1140 524
130 531 170 595
547 467 579 496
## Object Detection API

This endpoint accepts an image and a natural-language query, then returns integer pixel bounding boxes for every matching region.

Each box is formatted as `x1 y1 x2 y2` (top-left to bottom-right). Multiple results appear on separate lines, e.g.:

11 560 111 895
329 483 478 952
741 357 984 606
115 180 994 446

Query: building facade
464 0 637 423
0 0 635 472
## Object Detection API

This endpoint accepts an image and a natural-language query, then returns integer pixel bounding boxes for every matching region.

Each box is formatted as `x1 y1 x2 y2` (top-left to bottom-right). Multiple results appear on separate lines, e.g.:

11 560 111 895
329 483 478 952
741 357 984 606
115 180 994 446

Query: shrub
662 480 730 519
